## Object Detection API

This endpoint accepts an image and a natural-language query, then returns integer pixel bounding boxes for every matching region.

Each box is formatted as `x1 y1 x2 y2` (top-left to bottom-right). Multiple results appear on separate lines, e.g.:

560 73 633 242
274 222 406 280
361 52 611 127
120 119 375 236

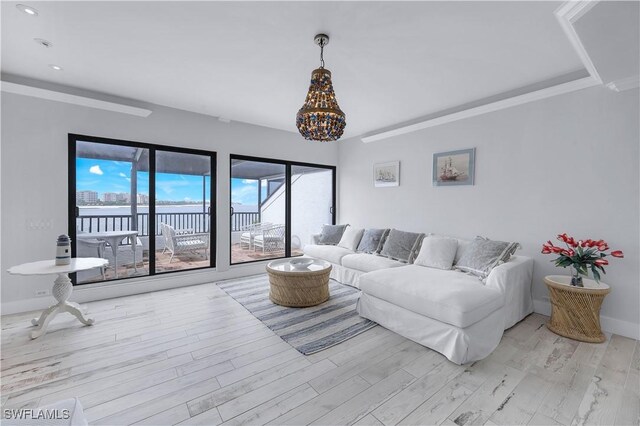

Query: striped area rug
216 275 377 355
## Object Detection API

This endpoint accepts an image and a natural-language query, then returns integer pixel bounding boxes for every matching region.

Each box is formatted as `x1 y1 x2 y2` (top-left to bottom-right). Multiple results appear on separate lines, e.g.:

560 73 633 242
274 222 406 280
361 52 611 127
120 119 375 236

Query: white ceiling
1 1 585 138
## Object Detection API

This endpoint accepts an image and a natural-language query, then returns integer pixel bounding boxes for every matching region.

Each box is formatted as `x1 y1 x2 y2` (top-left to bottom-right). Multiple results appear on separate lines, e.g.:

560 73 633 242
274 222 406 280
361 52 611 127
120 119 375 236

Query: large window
69 134 216 284
230 155 335 265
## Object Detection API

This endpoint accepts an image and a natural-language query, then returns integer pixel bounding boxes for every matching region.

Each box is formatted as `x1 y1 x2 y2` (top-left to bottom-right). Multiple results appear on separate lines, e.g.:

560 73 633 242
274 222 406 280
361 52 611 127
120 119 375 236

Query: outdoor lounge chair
161 222 209 262
253 224 285 253
240 222 273 249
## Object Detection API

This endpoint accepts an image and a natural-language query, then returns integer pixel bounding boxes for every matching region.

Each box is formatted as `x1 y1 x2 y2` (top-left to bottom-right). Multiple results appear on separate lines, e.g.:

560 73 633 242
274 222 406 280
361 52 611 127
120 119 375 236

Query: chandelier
296 34 346 142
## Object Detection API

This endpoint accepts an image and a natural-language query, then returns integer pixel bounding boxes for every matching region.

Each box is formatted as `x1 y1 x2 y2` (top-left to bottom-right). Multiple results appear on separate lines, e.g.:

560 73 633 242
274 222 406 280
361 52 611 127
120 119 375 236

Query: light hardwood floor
1 280 638 426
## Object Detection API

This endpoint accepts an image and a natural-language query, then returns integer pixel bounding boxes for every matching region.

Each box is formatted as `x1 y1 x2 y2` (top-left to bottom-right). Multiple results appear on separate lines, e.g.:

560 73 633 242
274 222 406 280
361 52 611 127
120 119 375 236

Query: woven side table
544 275 610 343
266 259 332 307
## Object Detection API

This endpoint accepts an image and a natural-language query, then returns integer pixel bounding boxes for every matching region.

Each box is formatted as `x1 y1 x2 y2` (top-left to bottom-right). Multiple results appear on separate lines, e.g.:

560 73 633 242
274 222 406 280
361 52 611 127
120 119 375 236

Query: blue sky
231 178 258 206
77 158 264 204
76 158 212 202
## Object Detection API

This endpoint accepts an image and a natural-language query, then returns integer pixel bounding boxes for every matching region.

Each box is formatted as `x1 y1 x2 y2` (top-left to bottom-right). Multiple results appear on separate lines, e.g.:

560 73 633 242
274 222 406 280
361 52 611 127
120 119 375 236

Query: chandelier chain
319 42 325 68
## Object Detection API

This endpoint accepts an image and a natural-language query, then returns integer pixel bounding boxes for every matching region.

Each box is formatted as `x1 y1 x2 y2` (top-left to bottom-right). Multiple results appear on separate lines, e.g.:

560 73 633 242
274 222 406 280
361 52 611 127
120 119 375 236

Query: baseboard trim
533 299 639 340
1 263 268 316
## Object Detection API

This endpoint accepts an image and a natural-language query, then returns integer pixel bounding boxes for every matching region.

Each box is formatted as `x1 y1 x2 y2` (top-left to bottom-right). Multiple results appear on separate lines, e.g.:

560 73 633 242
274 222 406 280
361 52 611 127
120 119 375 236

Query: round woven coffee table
544 275 610 343
266 258 332 307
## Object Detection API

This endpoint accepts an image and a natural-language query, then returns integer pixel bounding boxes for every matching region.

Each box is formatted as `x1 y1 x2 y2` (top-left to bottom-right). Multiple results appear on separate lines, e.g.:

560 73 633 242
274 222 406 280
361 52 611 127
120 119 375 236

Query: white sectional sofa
303 232 533 364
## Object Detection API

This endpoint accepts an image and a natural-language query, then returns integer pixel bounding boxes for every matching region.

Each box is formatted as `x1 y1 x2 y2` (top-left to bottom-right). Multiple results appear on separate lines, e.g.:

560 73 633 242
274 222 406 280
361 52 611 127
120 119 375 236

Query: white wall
338 86 639 338
1 92 338 312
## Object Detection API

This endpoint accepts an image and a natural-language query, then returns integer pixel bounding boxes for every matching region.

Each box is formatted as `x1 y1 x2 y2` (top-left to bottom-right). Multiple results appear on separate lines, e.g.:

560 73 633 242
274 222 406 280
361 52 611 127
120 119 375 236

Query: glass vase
570 266 584 287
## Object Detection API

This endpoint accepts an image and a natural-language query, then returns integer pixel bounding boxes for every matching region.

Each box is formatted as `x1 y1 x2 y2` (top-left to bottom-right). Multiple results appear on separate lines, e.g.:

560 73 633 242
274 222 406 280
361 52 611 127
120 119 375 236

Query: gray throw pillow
379 229 425 263
317 224 349 245
455 236 520 278
356 229 389 254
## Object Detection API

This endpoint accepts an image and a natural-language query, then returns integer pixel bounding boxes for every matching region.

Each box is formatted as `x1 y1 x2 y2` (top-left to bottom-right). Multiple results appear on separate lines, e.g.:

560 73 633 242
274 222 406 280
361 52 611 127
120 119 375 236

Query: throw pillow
379 229 425 263
356 228 389 254
317 224 349 245
454 238 472 265
337 226 364 251
414 235 458 270
455 236 520 278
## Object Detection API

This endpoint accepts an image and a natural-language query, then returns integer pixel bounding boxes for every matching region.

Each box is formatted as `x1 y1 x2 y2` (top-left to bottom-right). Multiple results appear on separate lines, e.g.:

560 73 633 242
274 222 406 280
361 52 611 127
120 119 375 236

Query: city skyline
77 158 212 203
77 158 261 206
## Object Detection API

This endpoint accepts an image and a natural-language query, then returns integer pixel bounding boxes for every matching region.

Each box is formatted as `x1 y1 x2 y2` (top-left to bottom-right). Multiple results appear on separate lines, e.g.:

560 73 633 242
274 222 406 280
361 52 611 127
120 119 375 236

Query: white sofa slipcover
357 255 533 364
303 244 354 265
303 234 534 364
341 253 405 273
357 265 504 328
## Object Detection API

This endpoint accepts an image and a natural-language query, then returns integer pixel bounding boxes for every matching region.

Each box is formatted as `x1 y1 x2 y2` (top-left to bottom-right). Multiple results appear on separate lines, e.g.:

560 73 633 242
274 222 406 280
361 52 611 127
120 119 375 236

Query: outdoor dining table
77 230 139 278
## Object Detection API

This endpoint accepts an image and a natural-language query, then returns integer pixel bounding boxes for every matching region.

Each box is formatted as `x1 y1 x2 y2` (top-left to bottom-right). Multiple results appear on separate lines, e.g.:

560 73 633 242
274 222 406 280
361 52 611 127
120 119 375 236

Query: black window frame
230 154 336 265
68 133 217 285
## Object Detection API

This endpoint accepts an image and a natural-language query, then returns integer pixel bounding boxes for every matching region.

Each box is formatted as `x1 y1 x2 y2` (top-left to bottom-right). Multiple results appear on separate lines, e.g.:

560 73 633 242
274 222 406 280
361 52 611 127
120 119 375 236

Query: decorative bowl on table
290 258 314 270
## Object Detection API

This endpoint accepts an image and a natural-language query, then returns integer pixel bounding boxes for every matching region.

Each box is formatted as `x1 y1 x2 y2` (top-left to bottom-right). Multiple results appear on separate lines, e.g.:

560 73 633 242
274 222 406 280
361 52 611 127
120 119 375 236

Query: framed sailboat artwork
433 148 475 186
373 161 400 187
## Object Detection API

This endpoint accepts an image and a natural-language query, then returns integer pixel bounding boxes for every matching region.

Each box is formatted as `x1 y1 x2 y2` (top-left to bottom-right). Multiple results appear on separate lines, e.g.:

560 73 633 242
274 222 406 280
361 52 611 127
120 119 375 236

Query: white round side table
7 258 108 339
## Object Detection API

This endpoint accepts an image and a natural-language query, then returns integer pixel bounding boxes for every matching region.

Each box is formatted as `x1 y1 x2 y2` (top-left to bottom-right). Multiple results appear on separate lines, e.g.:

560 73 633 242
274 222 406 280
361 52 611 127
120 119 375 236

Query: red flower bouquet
541 233 623 286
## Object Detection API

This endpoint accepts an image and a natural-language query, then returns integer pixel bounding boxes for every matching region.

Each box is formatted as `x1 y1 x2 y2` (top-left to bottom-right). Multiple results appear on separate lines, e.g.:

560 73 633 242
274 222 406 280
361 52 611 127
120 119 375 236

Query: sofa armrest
311 233 322 245
485 256 533 292
485 255 534 329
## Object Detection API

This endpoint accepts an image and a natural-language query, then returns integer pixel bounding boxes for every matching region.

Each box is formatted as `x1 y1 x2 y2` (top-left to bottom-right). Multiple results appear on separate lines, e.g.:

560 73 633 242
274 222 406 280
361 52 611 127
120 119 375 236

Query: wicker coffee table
544 275 610 343
266 258 332 307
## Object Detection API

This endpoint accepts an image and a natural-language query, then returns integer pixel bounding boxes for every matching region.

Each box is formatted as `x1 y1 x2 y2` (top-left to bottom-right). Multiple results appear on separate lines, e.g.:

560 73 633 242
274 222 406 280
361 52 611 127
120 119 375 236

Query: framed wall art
373 161 400 187
433 148 475 186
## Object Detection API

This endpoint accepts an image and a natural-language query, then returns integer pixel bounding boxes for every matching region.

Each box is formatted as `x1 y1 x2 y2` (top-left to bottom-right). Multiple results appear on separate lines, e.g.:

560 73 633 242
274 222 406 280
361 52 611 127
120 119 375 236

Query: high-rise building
77 190 98 204
102 192 131 203
137 193 149 204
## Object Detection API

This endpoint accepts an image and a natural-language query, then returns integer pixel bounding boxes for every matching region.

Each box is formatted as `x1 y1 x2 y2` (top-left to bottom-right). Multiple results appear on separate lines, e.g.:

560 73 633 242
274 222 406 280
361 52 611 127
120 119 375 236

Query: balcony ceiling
77 141 211 176
1 1 584 139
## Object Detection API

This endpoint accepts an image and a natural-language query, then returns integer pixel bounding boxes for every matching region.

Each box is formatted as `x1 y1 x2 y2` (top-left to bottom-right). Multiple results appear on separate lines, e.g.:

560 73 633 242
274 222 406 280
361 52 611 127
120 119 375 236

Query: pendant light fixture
296 34 346 142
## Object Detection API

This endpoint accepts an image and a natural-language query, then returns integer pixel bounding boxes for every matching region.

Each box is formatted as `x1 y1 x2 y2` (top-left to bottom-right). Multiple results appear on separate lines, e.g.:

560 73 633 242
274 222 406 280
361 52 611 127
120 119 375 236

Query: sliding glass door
231 158 286 264
291 165 335 254
230 155 335 265
155 150 213 273
69 134 216 284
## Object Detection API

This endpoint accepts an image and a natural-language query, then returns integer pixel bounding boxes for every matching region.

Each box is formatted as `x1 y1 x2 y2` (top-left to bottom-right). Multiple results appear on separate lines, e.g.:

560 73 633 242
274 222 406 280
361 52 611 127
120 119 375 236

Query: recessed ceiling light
16 4 38 16
34 38 53 48
49 64 63 71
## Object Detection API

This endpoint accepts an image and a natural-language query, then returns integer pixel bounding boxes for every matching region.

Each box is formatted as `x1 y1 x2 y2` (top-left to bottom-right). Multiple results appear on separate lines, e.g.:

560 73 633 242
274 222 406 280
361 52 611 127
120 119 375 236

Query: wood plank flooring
1 280 638 425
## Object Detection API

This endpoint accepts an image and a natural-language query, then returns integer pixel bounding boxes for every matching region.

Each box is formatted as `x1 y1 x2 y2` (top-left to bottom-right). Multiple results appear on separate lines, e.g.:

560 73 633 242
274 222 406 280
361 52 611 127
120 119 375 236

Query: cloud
156 178 191 195
119 172 131 182
232 184 258 205
242 179 256 184
89 165 103 175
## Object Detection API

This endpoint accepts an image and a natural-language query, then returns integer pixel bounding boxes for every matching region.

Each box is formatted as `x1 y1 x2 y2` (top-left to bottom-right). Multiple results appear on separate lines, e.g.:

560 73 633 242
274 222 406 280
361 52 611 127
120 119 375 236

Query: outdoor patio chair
77 232 107 279
160 222 209 262
253 224 286 253
239 222 273 249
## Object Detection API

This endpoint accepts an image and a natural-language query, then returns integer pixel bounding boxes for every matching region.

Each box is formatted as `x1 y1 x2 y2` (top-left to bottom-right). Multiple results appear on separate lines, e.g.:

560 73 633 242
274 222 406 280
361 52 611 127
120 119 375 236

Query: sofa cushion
379 229 425 263
359 265 504 328
317 224 349 245
456 236 520 278
414 235 458 270
303 244 354 265
356 228 389 254
337 226 364 251
342 253 405 273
